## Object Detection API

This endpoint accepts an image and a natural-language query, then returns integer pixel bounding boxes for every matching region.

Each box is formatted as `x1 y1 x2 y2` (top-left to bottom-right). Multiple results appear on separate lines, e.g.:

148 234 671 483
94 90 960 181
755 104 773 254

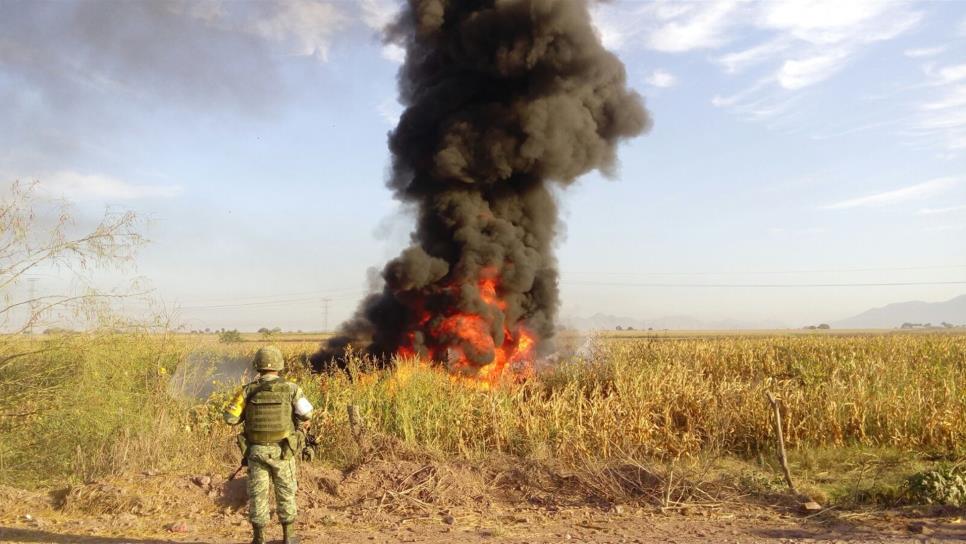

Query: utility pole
27 277 38 335
322 297 331 333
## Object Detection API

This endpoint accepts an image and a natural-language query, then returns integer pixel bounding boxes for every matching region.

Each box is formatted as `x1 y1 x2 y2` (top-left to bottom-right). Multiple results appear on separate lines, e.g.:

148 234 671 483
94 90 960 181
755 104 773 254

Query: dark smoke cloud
316 0 650 370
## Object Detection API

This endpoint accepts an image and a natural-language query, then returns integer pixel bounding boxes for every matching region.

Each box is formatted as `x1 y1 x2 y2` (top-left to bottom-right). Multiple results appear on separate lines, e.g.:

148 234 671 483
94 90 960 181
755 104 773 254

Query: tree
258 326 283 339
219 329 243 343
616 325 623 331
0 181 143 334
0 180 144 430
817 324 830 330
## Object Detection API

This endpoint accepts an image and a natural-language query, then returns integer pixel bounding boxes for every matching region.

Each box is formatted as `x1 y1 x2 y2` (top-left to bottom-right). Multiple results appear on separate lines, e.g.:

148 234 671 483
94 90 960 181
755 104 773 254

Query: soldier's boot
250 524 265 544
282 522 299 544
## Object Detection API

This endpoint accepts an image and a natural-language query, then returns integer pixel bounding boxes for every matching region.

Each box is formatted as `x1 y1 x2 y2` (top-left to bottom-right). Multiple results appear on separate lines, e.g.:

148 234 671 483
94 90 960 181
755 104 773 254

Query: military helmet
252 346 284 371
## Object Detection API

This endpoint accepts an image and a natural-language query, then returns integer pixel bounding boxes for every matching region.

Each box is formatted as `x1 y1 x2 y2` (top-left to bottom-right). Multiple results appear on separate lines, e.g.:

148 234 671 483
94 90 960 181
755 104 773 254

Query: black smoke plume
314 0 650 371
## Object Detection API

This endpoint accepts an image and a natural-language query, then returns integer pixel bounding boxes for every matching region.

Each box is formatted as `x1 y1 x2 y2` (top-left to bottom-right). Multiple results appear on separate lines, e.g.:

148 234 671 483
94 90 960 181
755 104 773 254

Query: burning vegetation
315 0 650 381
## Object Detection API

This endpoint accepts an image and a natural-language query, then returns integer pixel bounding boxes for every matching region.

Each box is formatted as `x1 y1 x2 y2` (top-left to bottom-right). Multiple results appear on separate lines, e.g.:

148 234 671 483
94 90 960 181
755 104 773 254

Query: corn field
2 331 965 487
315 333 966 462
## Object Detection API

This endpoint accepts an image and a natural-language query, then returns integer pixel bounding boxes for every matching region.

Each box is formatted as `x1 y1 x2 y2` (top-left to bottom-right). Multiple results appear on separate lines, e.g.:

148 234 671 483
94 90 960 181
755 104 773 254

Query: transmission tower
27 277 38 334
322 297 331 333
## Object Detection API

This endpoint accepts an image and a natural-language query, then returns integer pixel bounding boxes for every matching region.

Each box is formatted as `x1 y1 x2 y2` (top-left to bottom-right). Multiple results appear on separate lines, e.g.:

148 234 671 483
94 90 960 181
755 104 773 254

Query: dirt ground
2 461 964 544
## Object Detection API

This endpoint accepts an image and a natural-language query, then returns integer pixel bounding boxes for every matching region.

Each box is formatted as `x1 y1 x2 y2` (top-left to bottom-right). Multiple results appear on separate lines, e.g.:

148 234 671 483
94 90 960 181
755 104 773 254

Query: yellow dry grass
2 330 964 496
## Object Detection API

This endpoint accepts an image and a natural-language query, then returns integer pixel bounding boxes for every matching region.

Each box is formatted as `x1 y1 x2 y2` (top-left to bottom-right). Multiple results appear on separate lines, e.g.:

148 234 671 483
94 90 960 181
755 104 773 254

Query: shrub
219 329 243 343
908 465 966 506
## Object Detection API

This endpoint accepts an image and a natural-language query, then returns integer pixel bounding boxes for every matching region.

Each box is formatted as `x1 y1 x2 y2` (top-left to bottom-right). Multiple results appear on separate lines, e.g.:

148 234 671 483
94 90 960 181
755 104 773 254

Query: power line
177 293 363 311
180 286 366 305
564 280 966 288
566 264 966 277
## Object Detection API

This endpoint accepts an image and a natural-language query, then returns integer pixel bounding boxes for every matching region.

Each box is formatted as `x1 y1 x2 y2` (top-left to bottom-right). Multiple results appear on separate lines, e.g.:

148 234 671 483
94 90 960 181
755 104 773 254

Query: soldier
224 346 314 544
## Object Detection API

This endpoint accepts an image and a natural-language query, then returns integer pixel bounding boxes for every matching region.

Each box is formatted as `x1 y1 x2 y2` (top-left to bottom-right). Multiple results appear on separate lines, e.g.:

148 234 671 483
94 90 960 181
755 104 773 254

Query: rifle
228 463 247 481
230 434 249 480
301 428 318 462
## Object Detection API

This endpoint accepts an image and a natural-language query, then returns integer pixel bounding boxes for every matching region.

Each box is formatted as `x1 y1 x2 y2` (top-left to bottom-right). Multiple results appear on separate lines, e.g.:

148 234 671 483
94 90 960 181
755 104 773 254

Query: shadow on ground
751 517 966 542
0 526 218 544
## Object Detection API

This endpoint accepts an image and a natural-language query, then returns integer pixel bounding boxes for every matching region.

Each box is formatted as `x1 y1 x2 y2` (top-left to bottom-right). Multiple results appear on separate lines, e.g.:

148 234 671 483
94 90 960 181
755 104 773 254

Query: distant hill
832 294 966 329
560 313 786 331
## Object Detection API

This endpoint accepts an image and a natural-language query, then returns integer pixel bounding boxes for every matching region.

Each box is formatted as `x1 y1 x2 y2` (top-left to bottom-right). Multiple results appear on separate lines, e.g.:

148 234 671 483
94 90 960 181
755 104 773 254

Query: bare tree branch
0 179 149 433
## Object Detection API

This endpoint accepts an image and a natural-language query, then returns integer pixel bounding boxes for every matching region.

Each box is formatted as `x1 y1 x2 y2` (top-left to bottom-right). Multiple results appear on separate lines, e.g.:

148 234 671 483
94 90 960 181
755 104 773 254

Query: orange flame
397 267 536 386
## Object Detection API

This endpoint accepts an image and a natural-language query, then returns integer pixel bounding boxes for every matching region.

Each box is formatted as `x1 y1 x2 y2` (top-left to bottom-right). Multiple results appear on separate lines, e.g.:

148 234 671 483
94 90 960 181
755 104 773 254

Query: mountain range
562 294 966 331
831 294 966 329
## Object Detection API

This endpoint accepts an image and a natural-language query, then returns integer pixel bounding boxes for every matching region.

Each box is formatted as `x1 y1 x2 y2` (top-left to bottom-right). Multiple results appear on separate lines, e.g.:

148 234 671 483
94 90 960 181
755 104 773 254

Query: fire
397 267 536 385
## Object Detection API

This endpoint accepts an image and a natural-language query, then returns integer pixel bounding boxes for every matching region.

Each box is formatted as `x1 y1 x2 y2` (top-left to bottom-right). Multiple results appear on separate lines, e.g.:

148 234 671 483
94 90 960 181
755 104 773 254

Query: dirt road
4 500 966 543
2 463 964 543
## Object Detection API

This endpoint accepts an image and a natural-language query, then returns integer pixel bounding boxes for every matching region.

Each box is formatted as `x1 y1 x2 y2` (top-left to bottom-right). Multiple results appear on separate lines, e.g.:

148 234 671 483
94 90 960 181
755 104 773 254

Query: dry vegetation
1 330 965 511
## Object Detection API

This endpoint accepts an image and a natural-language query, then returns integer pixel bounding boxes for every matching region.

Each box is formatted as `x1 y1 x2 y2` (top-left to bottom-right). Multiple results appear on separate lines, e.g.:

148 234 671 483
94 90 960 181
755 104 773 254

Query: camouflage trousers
247 443 298 526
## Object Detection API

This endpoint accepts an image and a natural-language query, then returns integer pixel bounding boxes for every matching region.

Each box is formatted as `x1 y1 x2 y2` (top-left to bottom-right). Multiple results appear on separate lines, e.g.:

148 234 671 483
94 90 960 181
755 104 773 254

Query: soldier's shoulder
241 379 262 393
280 379 303 395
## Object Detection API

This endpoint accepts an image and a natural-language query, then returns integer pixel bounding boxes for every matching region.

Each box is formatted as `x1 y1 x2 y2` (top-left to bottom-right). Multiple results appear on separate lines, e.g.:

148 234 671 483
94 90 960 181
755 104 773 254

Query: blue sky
2 0 965 331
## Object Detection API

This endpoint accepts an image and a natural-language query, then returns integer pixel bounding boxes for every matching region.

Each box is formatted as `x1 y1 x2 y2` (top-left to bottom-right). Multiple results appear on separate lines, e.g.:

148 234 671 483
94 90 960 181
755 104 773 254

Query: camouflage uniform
223 347 313 543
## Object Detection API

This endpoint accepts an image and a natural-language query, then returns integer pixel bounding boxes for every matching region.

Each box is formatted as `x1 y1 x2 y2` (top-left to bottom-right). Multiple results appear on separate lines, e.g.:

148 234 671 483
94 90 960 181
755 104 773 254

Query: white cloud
757 0 917 44
919 85 966 110
377 97 402 126
919 110 966 130
358 0 398 30
590 4 632 50
776 50 848 89
716 38 789 73
646 1 742 52
707 0 921 128
251 0 348 62
169 1 226 25
929 63 966 86
711 78 772 108
913 64 966 152
904 46 946 58
35 171 183 201
381 43 406 64
919 204 966 215
823 177 959 210
948 133 966 150
913 68 966 152
357 0 405 63
760 0 882 30
645 69 677 88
